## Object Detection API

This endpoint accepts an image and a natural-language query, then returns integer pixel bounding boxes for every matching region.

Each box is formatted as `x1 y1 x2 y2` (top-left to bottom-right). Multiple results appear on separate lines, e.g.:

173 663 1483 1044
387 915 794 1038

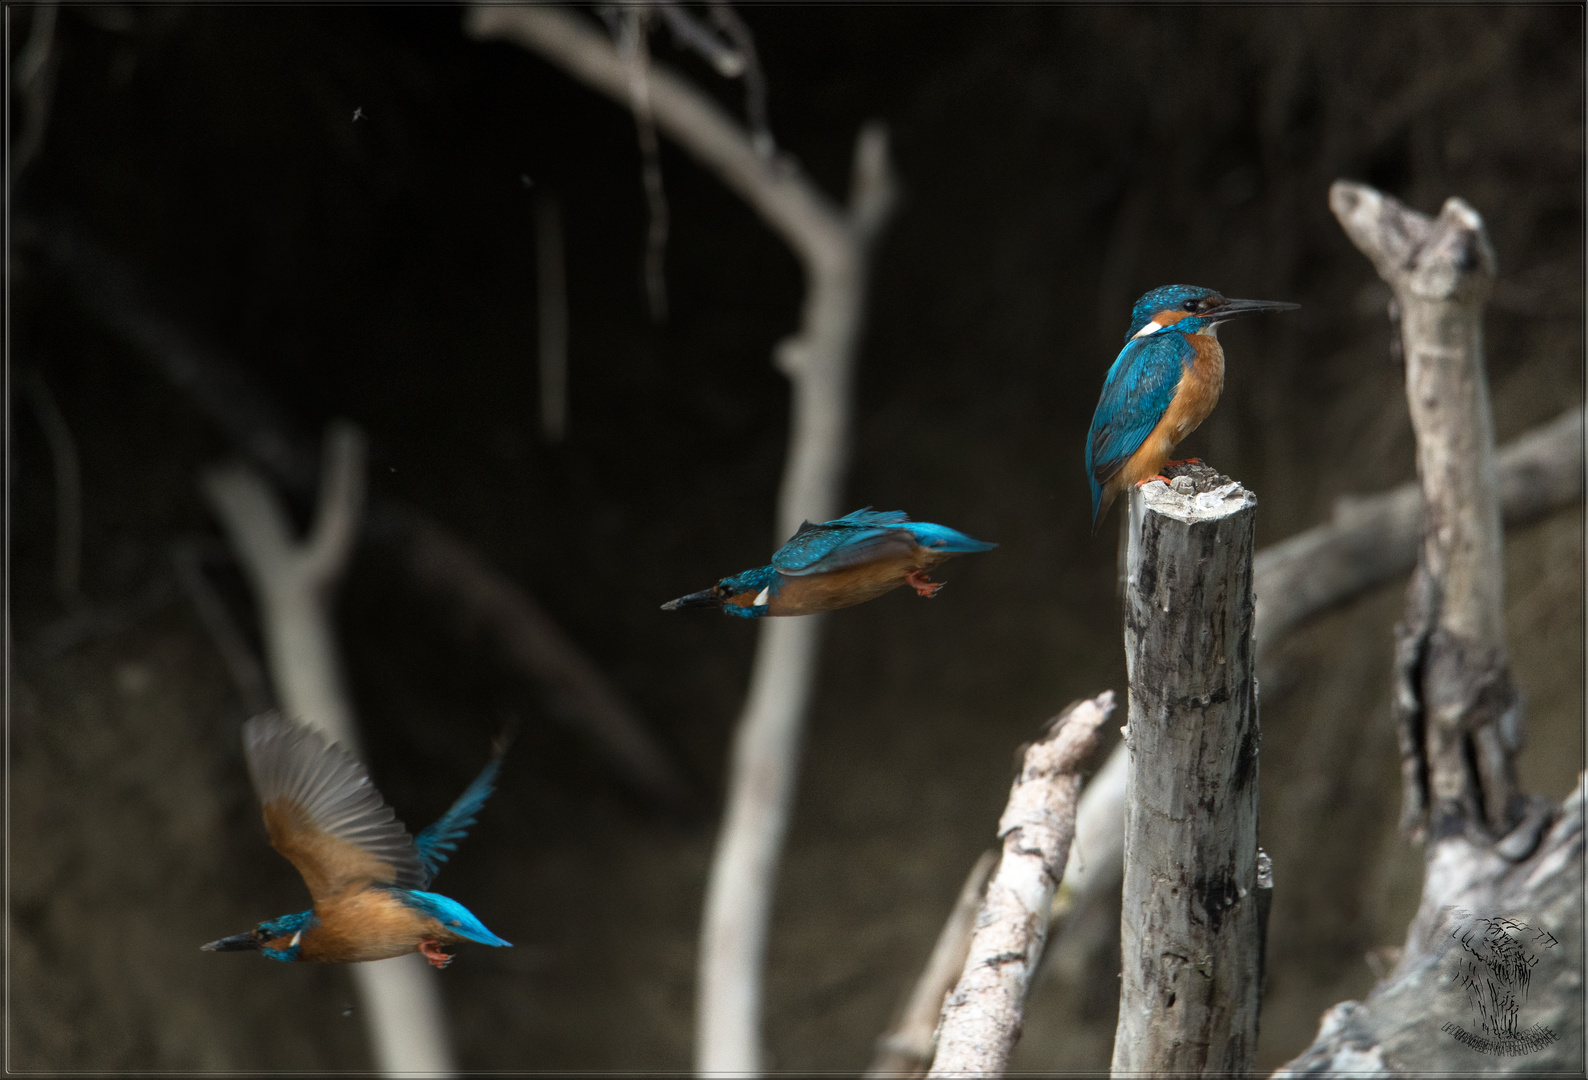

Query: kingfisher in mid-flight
1085 284 1297 532
202 713 511 968
662 508 997 618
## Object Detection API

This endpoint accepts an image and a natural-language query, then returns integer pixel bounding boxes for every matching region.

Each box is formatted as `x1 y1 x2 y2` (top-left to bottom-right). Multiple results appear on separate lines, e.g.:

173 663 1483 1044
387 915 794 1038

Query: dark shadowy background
9 4 1582 1072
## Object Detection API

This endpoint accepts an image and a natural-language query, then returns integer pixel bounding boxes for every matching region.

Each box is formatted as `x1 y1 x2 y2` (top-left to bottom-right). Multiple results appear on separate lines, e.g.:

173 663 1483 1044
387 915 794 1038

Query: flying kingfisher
662 508 997 618
202 713 511 968
1085 284 1297 532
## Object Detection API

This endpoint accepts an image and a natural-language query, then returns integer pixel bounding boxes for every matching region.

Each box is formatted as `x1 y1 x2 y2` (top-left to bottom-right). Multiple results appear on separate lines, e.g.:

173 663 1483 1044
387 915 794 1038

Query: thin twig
536 192 569 443
706 1 773 156
613 7 671 322
12 2 59 180
21 370 82 608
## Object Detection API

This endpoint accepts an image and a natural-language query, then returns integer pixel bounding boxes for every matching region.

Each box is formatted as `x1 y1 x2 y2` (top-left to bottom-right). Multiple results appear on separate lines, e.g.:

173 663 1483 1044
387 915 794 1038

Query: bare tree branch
927 693 1113 1078
536 193 569 443
1255 405 1584 656
200 422 455 1077
1274 180 1584 1076
464 8 899 1073
21 370 82 607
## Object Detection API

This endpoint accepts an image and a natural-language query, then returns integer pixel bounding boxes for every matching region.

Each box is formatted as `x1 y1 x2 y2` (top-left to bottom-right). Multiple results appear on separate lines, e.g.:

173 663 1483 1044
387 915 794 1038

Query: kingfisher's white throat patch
753 586 771 607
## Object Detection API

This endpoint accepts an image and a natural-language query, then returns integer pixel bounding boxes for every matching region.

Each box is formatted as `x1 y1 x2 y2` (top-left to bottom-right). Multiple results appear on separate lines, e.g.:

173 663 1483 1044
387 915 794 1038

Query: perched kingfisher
202 713 511 968
1085 284 1297 532
662 508 997 618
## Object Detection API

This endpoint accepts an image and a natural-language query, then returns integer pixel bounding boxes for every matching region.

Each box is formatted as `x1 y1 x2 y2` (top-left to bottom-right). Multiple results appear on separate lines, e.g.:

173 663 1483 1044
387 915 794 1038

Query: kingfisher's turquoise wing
772 509 916 576
1085 332 1192 487
243 713 426 900
414 753 503 888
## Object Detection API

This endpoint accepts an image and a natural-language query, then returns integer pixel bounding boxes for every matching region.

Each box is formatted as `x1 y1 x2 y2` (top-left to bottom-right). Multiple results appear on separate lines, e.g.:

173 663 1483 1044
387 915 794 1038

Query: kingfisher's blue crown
257 910 316 961
1124 285 1227 341
717 565 777 596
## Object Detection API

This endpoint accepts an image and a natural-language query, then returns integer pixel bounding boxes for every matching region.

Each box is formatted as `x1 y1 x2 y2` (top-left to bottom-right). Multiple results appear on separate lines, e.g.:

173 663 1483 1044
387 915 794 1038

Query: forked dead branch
201 424 455 1076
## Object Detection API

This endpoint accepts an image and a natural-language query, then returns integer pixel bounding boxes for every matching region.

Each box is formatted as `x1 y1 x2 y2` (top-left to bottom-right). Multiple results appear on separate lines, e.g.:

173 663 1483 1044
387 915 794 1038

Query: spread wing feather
1086 332 1191 486
772 508 917 576
413 754 503 888
243 713 425 899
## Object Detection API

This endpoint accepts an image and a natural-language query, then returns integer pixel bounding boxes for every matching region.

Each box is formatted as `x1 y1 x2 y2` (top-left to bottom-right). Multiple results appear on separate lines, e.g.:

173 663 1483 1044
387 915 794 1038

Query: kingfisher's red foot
1165 457 1202 467
1136 474 1173 487
905 569 944 598
418 939 454 969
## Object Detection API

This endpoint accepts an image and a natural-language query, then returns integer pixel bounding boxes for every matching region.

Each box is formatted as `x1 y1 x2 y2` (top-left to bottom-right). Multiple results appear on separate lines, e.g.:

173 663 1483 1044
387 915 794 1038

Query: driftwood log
462 7 899 1072
201 423 454 1076
927 693 1114 1078
1277 776 1583 1075
1112 469 1263 1075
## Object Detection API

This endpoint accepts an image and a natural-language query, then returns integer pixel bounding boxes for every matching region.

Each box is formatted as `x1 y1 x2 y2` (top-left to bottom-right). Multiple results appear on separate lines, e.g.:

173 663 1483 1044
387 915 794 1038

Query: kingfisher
662 508 997 618
1085 284 1297 532
202 713 511 968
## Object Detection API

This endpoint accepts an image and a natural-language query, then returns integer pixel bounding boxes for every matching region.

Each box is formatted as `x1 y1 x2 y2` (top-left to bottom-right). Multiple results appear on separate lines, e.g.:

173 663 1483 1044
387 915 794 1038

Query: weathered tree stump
1330 180 1521 842
1112 467 1263 1075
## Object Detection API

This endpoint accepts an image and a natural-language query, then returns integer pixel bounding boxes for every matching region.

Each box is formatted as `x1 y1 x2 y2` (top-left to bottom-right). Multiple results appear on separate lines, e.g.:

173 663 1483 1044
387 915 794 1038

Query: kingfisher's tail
908 522 998 553
1090 479 1115 536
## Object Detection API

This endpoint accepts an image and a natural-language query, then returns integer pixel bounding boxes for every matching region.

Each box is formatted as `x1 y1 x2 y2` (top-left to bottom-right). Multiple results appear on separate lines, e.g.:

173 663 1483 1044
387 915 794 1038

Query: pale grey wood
928 693 1115 1079
201 423 455 1077
1331 180 1521 841
868 850 997 1078
1111 471 1262 1076
463 10 900 1073
1042 403 1582 1000
1276 777 1583 1076
1254 405 1583 656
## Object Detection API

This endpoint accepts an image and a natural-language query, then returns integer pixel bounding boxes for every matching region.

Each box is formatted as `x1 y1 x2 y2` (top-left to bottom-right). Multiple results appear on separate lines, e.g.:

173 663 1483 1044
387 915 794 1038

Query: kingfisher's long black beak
661 587 721 612
202 931 260 952
1212 297 1300 321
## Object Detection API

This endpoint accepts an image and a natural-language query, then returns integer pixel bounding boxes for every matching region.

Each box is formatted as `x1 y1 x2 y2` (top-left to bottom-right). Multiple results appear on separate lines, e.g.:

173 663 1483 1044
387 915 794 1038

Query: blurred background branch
200 422 456 1076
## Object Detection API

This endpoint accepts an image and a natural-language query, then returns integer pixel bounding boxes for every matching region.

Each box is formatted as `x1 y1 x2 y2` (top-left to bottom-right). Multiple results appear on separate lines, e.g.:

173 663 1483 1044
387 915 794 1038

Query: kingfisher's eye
1183 299 1201 312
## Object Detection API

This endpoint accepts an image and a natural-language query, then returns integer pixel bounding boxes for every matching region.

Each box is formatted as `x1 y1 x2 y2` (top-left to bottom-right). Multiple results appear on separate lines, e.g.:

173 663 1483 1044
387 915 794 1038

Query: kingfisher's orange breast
766 544 955 616
1108 331 1225 496
299 889 447 963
